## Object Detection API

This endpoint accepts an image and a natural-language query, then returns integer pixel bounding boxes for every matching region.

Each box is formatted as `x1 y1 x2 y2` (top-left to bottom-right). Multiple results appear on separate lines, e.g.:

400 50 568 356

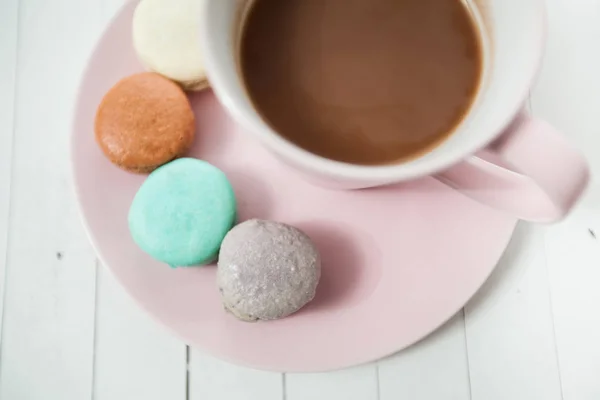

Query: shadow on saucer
188 90 238 159
227 169 276 222
295 221 367 313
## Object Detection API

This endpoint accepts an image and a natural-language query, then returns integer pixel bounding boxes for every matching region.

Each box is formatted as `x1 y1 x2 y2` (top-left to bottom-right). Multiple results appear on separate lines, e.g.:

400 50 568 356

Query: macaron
217 219 321 321
128 158 236 267
95 72 195 173
132 0 209 91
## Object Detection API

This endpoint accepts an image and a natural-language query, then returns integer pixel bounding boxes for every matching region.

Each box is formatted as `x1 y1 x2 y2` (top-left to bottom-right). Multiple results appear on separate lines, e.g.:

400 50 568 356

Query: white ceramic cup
199 0 590 222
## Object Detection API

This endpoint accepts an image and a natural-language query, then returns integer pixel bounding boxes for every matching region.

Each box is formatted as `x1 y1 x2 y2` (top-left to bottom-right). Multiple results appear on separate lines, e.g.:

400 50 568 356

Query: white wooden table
1 0 600 398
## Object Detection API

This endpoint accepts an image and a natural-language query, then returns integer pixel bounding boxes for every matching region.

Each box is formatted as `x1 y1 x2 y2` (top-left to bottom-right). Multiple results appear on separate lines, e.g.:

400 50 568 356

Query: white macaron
132 0 209 91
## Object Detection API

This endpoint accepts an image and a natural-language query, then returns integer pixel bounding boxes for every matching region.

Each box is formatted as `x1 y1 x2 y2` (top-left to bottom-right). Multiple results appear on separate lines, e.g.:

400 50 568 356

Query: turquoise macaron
128 158 236 267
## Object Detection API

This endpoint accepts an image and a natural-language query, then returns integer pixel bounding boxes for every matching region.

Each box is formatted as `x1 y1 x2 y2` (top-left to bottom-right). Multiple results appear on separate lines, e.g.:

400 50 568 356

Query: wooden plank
93 266 187 400
378 313 471 400
463 31 566 396
544 210 600 400
530 0 600 184
88 2 188 400
464 223 562 400
286 366 378 400
0 0 102 398
0 0 18 344
189 351 283 400
531 0 600 398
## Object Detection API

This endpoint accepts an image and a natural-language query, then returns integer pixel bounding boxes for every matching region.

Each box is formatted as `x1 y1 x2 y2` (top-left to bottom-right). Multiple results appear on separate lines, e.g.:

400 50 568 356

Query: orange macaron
95 72 195 173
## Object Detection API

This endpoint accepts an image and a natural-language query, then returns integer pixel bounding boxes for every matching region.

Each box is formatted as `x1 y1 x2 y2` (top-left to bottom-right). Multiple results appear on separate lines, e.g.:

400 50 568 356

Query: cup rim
199 0 547 183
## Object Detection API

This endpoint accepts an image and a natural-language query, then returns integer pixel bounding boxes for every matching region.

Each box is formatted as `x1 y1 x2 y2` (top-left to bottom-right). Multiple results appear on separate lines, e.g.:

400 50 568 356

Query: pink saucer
71 2 517 372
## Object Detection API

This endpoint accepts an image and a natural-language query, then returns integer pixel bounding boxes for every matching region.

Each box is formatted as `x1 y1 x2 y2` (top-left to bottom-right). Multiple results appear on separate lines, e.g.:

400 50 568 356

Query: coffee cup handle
435 113 590 222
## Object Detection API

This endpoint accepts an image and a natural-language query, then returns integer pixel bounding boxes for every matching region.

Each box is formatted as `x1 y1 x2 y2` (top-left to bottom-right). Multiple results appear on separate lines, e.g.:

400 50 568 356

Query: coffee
240 0 483 165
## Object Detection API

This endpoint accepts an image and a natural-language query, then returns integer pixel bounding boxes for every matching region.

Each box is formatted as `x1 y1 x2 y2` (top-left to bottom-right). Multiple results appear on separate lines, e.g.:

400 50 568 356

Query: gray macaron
217 219 321 321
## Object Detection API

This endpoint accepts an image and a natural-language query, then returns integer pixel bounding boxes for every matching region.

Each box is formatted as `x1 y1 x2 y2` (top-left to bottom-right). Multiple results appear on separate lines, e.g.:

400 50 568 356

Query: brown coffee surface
241 0 483 165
